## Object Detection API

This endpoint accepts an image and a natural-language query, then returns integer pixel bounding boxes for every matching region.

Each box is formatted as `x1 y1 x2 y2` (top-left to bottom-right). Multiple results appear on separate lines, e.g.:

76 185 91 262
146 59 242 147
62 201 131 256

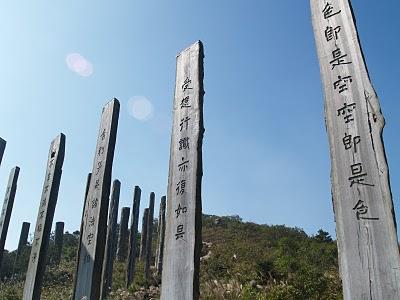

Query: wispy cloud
127 96 154 121
65 53 93 77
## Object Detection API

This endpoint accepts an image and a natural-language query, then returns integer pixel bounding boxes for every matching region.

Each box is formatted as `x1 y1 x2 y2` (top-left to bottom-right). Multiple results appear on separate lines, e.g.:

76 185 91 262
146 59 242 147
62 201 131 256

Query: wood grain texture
161 41 204 300
117 207 130 261
140 208 149 260
0 137 5 168
0 166 20 268
23 133 65 300
310 1 400 299
101 179 120 299
126 186 141 288
144 192 155 282
54 222 64 264
74 99 120 300
13 222 30 273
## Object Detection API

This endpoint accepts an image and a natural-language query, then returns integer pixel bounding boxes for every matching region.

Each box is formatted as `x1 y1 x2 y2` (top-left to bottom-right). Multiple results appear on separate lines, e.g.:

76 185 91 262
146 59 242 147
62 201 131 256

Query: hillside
0 215 342 299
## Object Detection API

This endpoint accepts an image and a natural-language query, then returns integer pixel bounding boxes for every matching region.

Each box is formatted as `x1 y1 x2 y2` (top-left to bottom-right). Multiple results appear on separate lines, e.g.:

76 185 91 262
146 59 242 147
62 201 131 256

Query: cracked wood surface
311 1 400 299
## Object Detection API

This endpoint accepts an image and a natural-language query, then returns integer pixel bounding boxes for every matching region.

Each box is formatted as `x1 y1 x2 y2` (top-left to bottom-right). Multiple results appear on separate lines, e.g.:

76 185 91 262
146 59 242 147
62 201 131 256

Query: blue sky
1 1 399 250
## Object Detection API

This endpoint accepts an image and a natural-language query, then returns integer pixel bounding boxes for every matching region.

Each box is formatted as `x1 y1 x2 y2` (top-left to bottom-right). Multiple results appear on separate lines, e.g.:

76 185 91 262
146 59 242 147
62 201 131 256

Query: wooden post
117 207 130 261
0 167 20 268
72 172 91 298
74 99 120 300
156 196 166 277
144 192 155 282
0 138 5 168
23 133 65 300
139 208 149 260
161 41 204 300
126 186 141 288
13 222 30 274
54 221 64 264
310 1 400 298
101 179 120 299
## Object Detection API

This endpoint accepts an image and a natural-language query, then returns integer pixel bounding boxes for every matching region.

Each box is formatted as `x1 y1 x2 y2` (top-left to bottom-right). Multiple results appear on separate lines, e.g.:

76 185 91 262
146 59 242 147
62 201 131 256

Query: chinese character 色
322 2 341 19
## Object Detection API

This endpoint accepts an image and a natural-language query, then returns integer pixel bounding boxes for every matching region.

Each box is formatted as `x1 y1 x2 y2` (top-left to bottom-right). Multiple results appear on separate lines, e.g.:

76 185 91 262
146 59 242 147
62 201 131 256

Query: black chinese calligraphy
175 224 185 240
180 117 190 132
343 133 361 153
322 2 341 19
176 180 186 195
325 25 341 42
330 47 352 69
337 102 356 123
182 77 193 92
180 96 191 109
348 163 374 187
352 199 379 220
179 137 190 150
175 203 187 218
334 75 352 93
178 158 189 172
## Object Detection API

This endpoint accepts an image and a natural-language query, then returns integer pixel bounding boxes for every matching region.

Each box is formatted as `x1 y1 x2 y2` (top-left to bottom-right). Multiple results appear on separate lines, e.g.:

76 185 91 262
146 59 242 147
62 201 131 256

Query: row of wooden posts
0 41 204 299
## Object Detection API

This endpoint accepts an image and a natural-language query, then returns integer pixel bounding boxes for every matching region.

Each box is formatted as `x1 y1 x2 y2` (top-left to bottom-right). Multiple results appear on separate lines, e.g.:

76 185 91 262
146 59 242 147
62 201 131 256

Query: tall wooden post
139 208 149 260
161 41 204 300
126 186 141 288
144 192 155 282
156 196 166 276
101 179 120 299
0 167 20 268
311 1 400 298
13 222 30 274
54 221 64 264
74 99 120 300
0 138 5 168
72 172 91 298
117 207 130 261
23 133 65 300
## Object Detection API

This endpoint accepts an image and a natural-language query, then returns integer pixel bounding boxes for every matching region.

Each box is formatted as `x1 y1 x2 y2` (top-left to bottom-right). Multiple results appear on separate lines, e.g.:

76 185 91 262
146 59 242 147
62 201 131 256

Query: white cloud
65 53 93 77
127 96 154 121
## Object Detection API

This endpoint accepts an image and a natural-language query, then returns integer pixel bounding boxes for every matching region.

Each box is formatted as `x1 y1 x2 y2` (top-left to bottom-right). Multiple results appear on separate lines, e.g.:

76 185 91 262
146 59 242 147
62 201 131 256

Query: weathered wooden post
23 133 65 300
72 172 91 297
74 99 120 300
101 179 120 299
0 138 5 168
126 186 141 288
139 208 149 260
156 196 166 276
13 222 30 274
117 207 130 261
161 41 205 300
54 221 64 264
0 167 20 268
310 1 400 299
144 192 155 282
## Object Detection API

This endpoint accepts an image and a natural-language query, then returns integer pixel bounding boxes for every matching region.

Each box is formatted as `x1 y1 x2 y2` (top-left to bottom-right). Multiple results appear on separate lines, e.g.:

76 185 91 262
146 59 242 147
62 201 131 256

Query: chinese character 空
325 25 341 42
337 102 356 123
330 47 352 69
333 75 352 93
342 132 361 152
322 2 341 19
348 163 374 187
175 203 188 218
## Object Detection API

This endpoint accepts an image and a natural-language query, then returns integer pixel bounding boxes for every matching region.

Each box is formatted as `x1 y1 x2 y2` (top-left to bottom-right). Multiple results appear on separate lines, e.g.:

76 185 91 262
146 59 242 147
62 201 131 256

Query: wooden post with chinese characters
23 133 65 300
161 41 204 300
54 221 64 264
101 179 120 299
74 99 120 300
0 166 20 268
117 207 130 261
156 196 166 276
126 186 141 288
0 138 5 168
72 172 91 298
310 1 400 299
144 192 155 282
140 208 149 260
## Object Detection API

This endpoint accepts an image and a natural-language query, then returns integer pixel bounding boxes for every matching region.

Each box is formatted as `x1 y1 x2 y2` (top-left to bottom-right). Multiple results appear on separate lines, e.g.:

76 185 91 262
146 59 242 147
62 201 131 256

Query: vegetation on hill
0 214 342 299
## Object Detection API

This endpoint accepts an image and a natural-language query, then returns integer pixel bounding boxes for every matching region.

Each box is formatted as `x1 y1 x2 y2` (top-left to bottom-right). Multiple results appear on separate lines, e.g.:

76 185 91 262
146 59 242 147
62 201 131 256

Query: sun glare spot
127 96 154 121
65 53 93 77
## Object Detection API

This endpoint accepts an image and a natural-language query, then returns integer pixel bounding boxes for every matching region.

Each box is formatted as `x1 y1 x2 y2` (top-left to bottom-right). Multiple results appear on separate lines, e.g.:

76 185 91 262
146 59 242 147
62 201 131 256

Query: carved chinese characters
311 1 400 298
161 41 204 300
